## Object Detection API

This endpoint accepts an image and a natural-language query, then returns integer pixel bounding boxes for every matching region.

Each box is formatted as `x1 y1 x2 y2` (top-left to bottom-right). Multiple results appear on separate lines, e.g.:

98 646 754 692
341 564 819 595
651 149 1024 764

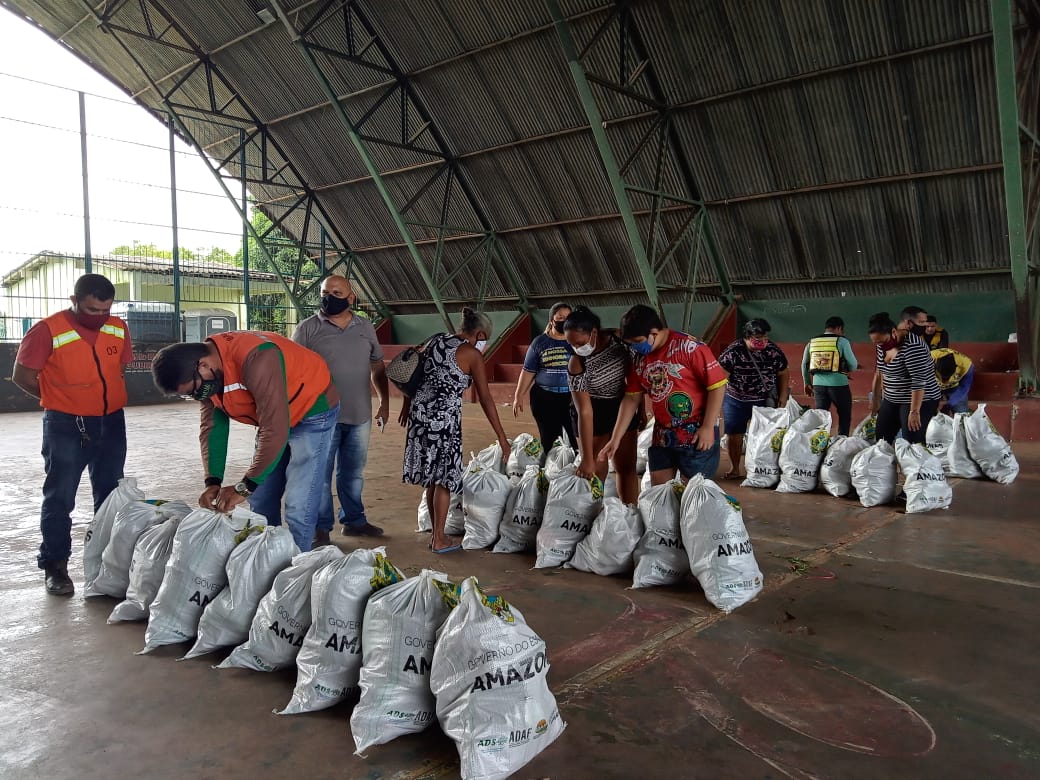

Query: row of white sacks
418 434 763 613
80 478 563 780
738 399 1019 512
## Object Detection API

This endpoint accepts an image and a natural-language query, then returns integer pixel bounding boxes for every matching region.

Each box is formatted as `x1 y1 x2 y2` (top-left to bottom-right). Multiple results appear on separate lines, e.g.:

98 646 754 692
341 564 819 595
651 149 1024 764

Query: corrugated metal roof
5 0 1024 310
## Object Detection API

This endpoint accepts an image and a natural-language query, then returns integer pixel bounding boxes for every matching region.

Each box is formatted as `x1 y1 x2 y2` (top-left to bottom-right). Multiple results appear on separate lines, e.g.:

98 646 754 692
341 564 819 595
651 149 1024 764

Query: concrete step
775 341 1020 376
495 363 525 383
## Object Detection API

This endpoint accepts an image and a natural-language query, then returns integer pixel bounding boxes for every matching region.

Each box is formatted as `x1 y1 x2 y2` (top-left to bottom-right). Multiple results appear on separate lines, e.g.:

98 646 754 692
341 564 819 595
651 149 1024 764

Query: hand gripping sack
183 526 299 659
947 412 984 479
351 570 459 753
493 465 547 553
108 514 183 623
849 440 898 507
851 413 878 443
544 438 576 481
417 493 433 533
680 476 763 612
740 406 791 488
925 413 956 473
776 409 832 493
462 465 513 550
632 481 688 588
566 497 644 576
895 440 952 513
534 466 603 568
280 548 404 714
472 441 506 474
964 403 1020 484
444 492 466 536
635 420 654 475
506 433 543 480
84 477 145 586
141 507 266 652
86 500 192 598
219 545 344 672
431 578 565 780
819 435 870 498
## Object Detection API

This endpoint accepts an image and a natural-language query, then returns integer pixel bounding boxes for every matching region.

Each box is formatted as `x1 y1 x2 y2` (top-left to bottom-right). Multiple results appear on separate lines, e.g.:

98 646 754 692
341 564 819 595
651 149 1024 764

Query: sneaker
341 522 384 537
44 560 74 596
312 529 332 547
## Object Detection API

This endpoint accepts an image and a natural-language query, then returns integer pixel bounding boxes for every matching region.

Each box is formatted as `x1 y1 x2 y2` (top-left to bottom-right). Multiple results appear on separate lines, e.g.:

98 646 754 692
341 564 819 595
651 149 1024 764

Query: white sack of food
471 441 506 474
462 466 512 550
140 507 266 653
417 493 432 533
280 548 404 714
740 406 790 488
819 435 870 497
543 439 576 481
602 473 619 499
632 481 688 588
86 500 192 598
108 515 183 623
680 476 763 612
776 409 832 493
635 421 654 475
493 465 546 553
443 492 466 536
925 413 956 473
83 477 145 586
350 570 459 754
895 439 953 513
506 433 543 480
849 440 898 507
534 466 602 568
184 525 299 659
963 403 1019 484
431 577 565 780
218 545 344 672
851 413 877 443
640 468 652 493
947 412 984 478
566 497 643 576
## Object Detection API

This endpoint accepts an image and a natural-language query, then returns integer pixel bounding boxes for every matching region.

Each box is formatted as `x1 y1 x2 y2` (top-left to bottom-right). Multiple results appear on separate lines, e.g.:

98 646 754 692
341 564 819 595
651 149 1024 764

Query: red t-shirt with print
625 329 728 446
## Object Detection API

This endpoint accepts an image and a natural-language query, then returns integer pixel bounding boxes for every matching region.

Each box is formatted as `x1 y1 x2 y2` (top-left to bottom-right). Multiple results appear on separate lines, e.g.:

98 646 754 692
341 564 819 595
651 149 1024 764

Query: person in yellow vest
151 332 340 552
12 273 132 596
925 315 949 349
800 316 859 435
931 347 974 414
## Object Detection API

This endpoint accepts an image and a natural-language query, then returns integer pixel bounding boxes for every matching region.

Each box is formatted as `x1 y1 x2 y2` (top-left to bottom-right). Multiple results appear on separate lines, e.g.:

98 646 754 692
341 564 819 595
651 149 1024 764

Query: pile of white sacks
418 430 764 614
739 400 1019 513
84 478 564 780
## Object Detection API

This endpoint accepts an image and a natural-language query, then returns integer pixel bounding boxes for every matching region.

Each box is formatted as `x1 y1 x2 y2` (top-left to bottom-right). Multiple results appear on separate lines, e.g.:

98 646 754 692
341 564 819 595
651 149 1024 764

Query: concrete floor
1 401 1038 780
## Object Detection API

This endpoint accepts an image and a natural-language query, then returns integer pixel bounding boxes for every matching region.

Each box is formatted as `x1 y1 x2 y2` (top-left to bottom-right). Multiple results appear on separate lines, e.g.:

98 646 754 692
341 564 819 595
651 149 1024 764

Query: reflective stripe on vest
51 329 83 349
100 324 126 339
223 382 247 393
808 335 841 374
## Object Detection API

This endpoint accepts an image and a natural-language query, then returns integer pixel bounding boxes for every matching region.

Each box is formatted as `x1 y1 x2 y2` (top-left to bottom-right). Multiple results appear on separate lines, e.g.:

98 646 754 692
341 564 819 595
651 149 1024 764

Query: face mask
746 337 768 351
573 334 596 357
320 294 351 316
475 339 487 353
910 324 928 337
190 379 219 401
880 337 898 352
629 339 654 356
75 311 109 330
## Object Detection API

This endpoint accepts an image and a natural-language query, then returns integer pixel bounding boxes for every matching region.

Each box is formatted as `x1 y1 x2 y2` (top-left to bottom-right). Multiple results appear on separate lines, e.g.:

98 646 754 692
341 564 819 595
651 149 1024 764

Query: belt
537 385 572 394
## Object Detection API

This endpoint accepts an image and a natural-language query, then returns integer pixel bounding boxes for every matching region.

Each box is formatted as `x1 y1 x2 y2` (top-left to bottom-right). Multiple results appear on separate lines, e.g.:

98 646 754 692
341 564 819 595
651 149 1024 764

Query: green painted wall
527 302 720 337
738 292 1015 343
391 310 521 345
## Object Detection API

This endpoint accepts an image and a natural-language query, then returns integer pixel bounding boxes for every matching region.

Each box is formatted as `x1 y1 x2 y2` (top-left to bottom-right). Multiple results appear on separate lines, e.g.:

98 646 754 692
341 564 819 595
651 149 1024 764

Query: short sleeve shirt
15 310 134 370
522 333 572 391
717 340 788 402
625 330 728 446
568 334 629 399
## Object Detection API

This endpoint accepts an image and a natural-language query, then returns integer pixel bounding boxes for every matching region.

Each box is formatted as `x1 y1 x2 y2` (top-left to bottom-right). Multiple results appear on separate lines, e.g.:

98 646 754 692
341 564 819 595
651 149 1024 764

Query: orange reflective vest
40 311 129 416
207 331 331 426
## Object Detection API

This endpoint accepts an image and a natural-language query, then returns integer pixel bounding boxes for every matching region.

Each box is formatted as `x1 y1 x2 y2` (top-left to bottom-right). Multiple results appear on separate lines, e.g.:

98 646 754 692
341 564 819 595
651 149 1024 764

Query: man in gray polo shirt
293 274 390 545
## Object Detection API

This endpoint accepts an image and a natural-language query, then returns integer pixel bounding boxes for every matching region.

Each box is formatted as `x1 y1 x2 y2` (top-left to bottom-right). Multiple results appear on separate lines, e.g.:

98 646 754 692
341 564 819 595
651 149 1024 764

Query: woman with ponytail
400 306 510 553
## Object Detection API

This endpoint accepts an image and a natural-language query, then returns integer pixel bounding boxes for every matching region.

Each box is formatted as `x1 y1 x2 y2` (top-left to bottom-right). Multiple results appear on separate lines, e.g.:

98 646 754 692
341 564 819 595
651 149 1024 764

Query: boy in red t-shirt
599 305 727 484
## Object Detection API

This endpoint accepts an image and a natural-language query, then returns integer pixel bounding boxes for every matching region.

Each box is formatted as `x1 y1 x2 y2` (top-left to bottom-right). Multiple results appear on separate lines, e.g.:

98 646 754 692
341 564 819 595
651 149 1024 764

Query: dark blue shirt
523 333 572 391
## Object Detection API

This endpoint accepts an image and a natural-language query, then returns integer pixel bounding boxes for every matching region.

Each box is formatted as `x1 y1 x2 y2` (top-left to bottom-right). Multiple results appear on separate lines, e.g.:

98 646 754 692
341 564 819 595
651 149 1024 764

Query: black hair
900 305 926 322
926 314 938 323
549 301 572 319
743 318 771 336
152 342 210 394
867 312 897 334
73 273 116 302
935 353 957 382
619 304 664 340
825 316 844 330
563 305 601 333
460 306 493 338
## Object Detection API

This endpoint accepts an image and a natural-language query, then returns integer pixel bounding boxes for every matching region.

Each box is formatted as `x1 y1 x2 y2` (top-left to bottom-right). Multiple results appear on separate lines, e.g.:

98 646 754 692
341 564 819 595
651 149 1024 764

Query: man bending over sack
152 331 339 551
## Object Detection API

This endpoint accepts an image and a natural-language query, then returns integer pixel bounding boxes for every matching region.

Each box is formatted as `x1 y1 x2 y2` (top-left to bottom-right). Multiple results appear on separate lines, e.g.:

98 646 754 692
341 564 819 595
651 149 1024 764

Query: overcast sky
0 7 243 274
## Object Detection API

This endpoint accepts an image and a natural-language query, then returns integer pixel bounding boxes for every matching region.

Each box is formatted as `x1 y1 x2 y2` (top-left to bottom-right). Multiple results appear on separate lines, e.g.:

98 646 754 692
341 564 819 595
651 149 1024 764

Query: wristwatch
234 481 253 497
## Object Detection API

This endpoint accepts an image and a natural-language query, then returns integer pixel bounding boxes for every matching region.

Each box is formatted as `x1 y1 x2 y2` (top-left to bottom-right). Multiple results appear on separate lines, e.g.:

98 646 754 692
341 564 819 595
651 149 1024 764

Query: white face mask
475 339 487 353
573 333 596 357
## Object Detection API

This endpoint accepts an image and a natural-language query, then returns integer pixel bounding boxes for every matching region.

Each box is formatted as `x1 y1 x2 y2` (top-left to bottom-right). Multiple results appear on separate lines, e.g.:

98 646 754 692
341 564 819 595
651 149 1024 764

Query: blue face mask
629 339 654 356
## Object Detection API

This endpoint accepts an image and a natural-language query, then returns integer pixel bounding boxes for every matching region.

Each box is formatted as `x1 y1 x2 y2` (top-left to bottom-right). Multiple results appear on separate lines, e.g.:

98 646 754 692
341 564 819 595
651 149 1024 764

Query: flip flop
432 544 463 554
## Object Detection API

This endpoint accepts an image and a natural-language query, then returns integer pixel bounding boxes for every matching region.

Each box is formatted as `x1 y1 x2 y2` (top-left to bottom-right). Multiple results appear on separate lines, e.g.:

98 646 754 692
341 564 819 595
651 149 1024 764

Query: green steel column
240 129 250 329
169 120 181 331
547 0 660 312
269 0 453 331
991 0 1038 393
78 92 91 272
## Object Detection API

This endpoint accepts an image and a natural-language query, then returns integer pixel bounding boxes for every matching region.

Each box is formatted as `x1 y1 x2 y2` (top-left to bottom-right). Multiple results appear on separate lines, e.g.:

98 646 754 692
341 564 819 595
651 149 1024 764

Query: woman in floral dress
400 307 510 553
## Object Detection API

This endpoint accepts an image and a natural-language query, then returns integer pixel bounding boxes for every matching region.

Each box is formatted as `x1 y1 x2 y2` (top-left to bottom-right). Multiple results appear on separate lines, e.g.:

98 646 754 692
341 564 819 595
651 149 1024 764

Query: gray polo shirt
293 311 384 425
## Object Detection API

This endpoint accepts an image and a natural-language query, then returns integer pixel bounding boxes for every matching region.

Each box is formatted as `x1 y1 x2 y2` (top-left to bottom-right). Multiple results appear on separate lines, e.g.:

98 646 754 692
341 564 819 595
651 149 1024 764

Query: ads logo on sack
770 429 787 453
810 430 830 455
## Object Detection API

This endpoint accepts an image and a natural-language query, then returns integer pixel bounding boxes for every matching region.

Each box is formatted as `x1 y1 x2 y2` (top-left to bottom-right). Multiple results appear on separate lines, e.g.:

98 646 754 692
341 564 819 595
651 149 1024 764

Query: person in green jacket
801 316 859 435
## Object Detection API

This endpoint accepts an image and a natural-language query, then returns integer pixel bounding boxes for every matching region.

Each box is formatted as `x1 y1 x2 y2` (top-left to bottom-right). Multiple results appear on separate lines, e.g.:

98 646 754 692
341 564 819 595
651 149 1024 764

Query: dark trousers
530 385 577 456
876 398 940 445
39 409 127 568
813 384 853 436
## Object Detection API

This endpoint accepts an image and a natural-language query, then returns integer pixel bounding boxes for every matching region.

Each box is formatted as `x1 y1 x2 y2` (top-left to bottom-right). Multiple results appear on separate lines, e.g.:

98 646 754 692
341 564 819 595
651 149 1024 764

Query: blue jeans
647 425 721 481
317 420 372 532
39 409 127 568
248 405 338 552
944 365 974 414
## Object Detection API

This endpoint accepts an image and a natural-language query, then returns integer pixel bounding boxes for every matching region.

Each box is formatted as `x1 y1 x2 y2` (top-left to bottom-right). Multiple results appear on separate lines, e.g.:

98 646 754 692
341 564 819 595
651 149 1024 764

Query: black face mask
320 295 351 316
910 324 928 337
552 321 566 334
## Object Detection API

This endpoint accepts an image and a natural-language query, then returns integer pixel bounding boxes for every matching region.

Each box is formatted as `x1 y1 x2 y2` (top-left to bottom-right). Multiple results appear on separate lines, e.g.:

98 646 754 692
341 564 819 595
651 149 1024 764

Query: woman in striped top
564 306 640 504
867 312 942 444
